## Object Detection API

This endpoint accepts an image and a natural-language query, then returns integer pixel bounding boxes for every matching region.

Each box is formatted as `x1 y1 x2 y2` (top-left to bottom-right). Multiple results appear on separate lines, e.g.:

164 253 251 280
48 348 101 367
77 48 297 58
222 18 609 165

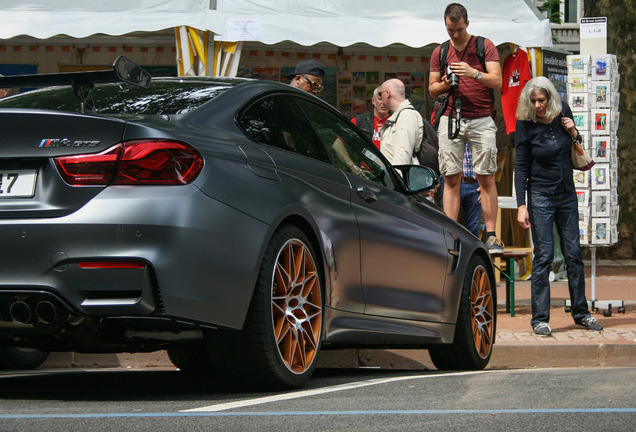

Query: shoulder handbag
562 112 595 171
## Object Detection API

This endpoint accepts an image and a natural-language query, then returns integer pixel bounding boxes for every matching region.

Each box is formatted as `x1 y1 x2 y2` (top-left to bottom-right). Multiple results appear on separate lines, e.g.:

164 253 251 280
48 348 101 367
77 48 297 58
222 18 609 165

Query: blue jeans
528 189 590 326
460 181 481 237
439 178 482 237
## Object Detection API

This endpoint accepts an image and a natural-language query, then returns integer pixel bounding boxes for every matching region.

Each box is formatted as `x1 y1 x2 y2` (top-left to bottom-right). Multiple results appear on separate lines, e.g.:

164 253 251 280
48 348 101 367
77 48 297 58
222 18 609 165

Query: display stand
564 53 624 316
565 246 625 316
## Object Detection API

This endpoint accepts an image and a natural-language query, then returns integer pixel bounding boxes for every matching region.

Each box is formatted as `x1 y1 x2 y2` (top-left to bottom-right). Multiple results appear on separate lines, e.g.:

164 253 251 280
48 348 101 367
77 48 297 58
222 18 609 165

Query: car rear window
0 81 232 115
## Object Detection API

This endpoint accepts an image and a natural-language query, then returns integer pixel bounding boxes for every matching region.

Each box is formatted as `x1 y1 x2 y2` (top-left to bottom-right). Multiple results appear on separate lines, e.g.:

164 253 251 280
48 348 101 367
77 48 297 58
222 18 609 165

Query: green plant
537 0 563 24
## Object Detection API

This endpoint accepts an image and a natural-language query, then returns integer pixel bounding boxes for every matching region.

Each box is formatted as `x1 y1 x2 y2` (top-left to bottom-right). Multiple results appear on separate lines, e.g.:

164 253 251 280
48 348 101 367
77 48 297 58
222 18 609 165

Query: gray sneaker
579 316 603 331
485 236 504 254
533 322 552 337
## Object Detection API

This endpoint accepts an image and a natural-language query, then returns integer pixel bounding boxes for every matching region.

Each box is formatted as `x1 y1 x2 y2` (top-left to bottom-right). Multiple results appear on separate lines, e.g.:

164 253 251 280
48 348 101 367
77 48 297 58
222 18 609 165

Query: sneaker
485 236 504 254
579 316 603 331
533 322 552 337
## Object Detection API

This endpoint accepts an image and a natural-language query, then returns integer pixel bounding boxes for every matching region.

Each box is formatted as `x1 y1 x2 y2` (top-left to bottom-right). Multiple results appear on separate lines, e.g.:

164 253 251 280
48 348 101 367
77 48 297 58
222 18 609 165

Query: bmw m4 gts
0 57 495 389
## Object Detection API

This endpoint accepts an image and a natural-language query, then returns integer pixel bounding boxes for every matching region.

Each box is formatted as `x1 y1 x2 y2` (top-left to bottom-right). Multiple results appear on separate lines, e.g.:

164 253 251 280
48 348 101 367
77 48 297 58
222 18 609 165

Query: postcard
592 191 611 216
591 164 610 190
591 109 611 135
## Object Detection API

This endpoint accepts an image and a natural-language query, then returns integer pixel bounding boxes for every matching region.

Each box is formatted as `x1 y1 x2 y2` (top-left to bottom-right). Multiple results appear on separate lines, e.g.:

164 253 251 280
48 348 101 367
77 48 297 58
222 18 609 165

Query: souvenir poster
591 164 610 190
352 71 366 85
591 81 611 108
591 191 611 217
591 136 610 163
592 109 611 135
569 93 589 111
567 73 589 91
576 189 589 206
573 170 589 188
573 112 589 131
591 218 611 245
566 55 590 74
592 54 616 80
365 71 380 85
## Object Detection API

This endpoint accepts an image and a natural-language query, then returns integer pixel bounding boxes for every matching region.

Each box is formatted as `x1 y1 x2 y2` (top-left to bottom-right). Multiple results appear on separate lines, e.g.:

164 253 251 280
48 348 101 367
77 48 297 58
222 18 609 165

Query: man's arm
428 71 450 98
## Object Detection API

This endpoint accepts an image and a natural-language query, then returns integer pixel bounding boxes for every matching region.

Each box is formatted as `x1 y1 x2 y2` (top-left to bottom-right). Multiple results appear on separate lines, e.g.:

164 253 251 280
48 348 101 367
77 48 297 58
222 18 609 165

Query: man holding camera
428 2 503 253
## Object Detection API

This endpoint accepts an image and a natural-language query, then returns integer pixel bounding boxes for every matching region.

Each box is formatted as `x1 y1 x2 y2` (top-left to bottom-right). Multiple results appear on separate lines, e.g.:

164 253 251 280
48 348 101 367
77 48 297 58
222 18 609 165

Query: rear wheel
429 254 495 370
0 346 50 370
205 225 324 390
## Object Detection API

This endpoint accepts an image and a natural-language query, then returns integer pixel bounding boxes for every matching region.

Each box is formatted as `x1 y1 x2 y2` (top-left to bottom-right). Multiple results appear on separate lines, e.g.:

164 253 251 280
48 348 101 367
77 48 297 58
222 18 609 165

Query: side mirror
393 165 439 194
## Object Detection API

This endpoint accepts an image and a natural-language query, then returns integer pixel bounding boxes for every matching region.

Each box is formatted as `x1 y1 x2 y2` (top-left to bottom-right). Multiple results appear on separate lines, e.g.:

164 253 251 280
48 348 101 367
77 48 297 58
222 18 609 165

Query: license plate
0 170 37 198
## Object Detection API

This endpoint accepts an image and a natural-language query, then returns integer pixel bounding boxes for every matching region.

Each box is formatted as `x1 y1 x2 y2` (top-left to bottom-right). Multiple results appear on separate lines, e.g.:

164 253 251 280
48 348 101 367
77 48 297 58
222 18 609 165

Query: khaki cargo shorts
438 116 498 177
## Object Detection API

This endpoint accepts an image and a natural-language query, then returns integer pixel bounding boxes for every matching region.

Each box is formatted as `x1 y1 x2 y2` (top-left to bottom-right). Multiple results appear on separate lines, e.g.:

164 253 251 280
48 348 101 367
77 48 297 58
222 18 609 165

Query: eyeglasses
299 74 324 94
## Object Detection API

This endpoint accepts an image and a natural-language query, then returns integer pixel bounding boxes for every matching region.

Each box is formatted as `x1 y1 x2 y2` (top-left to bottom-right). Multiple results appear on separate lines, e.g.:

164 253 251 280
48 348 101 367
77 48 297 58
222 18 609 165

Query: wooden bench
490 249 530 317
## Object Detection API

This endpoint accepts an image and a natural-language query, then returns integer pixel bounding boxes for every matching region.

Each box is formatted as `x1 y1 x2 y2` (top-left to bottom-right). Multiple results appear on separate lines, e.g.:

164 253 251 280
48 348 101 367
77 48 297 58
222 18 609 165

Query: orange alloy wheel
471 265 494 359
271 239 322 374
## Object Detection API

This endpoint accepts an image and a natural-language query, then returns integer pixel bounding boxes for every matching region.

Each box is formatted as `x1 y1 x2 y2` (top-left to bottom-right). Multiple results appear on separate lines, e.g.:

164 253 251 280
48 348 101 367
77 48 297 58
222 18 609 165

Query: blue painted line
2 408 636 419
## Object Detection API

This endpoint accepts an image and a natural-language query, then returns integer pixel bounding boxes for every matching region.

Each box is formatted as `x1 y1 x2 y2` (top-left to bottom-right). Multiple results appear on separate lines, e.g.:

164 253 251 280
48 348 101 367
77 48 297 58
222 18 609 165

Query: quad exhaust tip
9 299 70 325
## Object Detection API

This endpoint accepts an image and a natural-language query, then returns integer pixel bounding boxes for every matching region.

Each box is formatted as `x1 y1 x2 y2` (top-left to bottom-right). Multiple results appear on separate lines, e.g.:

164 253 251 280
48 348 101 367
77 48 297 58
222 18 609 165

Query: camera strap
446 36 472 140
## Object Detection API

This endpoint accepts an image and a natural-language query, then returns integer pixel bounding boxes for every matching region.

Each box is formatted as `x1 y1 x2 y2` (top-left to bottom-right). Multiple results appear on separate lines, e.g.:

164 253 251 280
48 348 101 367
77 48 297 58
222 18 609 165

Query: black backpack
393 107 440 175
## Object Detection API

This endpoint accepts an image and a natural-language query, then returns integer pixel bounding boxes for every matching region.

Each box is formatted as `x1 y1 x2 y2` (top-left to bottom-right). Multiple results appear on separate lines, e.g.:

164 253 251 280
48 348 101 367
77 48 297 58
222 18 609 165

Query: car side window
296 99 397 190
238 95 330 163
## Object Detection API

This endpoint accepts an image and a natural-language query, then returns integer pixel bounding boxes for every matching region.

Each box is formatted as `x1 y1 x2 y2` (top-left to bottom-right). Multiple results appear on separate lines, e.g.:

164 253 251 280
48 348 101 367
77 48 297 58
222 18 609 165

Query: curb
39 343 636 371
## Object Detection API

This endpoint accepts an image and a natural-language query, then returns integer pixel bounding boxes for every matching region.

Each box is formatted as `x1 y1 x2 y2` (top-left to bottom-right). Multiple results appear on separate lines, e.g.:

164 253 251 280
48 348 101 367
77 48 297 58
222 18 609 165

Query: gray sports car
0 57 495 389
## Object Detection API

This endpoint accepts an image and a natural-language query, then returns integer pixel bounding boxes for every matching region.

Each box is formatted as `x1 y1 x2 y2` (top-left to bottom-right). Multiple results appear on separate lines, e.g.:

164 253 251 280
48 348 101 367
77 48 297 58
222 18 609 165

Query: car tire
0 346 50 370
167 344 211 372
429 254 496 370
206 225 324 390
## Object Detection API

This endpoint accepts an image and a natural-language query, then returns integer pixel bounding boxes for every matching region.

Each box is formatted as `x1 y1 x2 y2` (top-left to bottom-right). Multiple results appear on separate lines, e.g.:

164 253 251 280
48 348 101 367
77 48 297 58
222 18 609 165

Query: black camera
446 65 459 89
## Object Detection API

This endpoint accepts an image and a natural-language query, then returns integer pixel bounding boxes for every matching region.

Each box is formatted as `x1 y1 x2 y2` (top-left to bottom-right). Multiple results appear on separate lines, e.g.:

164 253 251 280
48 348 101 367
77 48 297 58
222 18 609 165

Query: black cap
284 59 325 79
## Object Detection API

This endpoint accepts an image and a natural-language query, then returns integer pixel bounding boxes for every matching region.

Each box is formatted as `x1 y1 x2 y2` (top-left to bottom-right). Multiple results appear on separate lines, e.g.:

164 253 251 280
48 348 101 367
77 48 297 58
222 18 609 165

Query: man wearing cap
285 59 325 95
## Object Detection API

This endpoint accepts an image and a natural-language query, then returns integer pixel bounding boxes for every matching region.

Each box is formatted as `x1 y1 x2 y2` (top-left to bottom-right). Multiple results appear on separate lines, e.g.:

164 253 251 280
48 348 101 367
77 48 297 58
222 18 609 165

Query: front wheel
429 254 496 370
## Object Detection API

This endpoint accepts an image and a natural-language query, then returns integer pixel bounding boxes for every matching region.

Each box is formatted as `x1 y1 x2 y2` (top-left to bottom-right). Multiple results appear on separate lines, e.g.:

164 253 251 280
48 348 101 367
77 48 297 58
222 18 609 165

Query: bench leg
506 257 515 317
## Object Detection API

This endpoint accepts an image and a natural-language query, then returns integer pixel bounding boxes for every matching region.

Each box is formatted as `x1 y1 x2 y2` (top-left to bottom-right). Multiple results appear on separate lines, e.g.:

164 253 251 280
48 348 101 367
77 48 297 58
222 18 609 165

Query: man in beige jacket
378 78 423 166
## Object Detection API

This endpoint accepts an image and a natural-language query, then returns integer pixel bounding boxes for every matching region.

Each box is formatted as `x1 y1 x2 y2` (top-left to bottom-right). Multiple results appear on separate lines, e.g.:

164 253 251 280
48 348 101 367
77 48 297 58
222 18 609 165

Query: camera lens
447 66 459 89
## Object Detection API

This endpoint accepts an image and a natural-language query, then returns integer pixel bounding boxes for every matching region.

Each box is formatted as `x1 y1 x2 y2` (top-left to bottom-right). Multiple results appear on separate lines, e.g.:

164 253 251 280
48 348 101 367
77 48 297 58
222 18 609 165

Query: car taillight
54 140 203 186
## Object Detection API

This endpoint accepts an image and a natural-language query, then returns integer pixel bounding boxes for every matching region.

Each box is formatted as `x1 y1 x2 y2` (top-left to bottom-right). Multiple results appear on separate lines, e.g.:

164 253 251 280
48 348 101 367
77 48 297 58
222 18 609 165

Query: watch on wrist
475 71 482 80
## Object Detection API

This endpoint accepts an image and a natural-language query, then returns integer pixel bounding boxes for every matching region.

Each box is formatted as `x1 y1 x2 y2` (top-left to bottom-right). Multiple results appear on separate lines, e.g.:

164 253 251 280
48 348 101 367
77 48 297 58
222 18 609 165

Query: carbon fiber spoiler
0 56 151 89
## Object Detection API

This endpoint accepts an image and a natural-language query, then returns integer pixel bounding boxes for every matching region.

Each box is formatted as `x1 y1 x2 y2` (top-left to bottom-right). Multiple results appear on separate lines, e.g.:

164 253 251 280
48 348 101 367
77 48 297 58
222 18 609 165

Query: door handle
357 187 377 203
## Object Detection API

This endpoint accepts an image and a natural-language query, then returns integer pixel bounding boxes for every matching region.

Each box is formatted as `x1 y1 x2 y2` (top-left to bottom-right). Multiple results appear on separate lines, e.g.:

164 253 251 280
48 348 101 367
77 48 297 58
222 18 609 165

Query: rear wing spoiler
0 56 151 112
0 56 151 89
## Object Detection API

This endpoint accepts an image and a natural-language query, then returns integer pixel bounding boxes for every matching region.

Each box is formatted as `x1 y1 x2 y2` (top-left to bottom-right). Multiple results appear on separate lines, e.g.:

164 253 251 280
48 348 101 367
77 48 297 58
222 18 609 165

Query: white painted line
182 370 487 412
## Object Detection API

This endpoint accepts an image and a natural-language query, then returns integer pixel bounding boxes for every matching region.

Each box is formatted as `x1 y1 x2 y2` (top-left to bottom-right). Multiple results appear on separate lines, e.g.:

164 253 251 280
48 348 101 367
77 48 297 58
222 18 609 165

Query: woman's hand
561 116 577 137
517 205 531 229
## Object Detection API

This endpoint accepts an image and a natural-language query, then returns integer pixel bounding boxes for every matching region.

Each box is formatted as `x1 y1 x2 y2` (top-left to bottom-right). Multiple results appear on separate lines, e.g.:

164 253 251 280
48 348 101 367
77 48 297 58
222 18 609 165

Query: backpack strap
475 35 495 105
438 40 450 76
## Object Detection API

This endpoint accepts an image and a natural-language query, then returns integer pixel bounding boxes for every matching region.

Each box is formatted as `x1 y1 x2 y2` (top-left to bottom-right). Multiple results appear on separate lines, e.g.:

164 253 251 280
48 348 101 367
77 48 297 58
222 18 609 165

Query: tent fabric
0 0 552 48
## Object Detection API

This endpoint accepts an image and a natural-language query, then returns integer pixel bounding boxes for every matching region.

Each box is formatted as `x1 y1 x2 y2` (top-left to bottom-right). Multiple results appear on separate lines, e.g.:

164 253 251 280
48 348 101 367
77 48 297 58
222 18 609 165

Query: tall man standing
378 78 423 166
428 3 504 253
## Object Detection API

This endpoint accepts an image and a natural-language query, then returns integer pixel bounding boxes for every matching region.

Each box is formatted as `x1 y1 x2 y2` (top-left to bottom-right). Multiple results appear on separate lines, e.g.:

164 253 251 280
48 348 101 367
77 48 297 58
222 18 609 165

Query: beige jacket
379 99 423 166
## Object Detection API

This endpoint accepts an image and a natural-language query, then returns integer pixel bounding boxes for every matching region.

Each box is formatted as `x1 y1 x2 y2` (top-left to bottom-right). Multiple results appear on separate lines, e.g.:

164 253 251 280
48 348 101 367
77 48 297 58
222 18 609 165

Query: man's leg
476 173 498 233
442 173 462 221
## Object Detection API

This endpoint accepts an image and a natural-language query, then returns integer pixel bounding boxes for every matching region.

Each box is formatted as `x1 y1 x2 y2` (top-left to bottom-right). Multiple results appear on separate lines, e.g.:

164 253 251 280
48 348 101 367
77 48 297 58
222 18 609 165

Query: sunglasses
300 74 324 94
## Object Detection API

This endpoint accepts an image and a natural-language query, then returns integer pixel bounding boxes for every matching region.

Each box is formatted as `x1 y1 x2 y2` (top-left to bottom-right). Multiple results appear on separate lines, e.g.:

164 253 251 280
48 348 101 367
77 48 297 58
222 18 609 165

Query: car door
236 93 365 314
297 99 451 322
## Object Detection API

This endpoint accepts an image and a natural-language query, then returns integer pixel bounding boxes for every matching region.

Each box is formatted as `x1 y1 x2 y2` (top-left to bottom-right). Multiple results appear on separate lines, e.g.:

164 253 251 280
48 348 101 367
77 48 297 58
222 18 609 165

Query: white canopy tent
0 0 552 75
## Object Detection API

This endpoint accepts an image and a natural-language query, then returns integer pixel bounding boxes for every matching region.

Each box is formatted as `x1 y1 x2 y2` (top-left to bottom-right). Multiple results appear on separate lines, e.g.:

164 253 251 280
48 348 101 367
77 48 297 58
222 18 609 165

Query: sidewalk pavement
40 262 636 371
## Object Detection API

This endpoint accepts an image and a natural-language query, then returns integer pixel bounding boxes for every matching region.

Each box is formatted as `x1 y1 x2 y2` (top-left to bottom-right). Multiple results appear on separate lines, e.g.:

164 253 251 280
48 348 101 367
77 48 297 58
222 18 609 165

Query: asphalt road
1 367 635 431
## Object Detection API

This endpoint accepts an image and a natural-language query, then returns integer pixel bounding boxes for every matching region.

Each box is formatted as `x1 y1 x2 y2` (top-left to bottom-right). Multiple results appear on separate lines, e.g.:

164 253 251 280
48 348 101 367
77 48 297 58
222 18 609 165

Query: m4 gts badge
39 138 100 148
